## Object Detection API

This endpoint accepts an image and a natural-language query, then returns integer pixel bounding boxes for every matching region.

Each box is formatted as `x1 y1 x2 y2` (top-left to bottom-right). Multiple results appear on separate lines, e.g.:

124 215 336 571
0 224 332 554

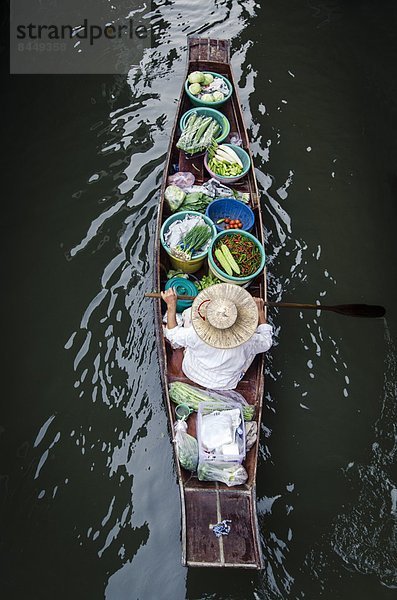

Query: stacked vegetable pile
187 71 230 103
177 112 221 155
165 184 213 213
213 233 262 277
207 144 243 178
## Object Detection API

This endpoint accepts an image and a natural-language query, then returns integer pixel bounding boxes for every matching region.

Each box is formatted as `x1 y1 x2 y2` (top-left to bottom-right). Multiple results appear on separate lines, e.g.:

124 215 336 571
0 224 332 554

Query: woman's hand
161 288 178 329
253 297 266 324
161 287 177 309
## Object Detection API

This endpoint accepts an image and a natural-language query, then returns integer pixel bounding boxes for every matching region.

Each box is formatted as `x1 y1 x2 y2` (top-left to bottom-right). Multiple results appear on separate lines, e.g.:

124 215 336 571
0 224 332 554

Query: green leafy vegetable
202 73 214 85
189 83 201 95
194 272 220 291
179 192 213 213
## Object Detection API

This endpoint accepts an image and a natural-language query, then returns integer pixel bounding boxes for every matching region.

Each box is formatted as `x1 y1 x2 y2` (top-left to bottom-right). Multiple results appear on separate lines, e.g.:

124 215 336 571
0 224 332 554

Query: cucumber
215 248 233 276
221 244 241 275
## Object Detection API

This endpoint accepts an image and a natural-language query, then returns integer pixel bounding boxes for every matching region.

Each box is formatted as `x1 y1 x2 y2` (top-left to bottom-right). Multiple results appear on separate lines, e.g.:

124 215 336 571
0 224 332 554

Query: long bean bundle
169 382 255 421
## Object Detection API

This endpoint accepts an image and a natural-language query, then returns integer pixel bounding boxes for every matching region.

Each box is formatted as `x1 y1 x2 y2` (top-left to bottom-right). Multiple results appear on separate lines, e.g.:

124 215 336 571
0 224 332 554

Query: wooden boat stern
182 484 264 569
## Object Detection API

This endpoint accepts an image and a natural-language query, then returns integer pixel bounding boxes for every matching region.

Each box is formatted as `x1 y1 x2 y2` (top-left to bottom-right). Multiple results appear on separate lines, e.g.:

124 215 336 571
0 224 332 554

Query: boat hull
154 36 267 569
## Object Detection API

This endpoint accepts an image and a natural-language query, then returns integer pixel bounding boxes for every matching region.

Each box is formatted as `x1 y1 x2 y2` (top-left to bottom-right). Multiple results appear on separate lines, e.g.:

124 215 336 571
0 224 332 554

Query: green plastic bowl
185 71 233 107
179 107 230 144
204 144 251 183
208 229 266 285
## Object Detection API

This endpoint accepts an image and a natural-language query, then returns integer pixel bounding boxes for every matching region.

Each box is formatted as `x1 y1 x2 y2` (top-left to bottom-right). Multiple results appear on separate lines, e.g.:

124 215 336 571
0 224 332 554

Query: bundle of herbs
171 223 212 261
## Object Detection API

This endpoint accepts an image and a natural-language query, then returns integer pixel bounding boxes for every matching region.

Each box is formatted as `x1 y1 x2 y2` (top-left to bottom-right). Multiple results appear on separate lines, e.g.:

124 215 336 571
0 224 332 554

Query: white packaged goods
197 401 246 464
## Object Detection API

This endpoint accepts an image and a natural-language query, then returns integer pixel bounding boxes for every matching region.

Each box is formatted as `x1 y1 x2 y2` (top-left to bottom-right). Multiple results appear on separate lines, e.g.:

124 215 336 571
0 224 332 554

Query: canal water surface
2 1 397 599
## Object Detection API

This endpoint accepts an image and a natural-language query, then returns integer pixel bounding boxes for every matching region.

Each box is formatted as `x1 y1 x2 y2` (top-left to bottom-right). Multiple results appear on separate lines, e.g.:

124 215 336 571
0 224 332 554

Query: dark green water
2 1 397 599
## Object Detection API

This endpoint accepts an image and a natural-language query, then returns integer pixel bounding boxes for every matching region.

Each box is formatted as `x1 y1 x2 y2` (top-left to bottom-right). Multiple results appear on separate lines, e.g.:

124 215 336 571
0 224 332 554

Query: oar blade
333 304 386 318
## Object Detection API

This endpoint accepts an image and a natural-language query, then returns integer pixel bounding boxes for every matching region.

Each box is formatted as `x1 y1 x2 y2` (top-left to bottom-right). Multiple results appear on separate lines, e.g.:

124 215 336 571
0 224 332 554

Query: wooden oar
144 293 385 318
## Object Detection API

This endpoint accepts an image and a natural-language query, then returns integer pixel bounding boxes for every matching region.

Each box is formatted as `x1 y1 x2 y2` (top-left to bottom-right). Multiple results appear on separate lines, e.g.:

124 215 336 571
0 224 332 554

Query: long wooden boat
154 37 267 569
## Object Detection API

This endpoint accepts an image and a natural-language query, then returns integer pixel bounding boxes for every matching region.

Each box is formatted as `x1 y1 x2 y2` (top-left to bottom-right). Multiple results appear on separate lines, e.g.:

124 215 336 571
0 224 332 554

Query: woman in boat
161 283 272 390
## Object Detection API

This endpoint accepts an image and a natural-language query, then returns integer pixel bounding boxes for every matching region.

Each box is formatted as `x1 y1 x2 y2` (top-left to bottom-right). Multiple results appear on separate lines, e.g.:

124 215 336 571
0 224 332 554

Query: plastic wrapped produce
173 420 198 472
164 184 185 211
169 381 255 421
197 461 248 486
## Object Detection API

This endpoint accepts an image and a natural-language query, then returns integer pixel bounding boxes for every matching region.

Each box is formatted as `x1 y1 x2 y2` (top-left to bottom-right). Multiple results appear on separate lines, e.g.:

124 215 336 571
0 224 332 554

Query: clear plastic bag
229 133 242 146
197 461 248 486
173 420 198 472
205 388 255 421
201 178 234 198
167 172 195 189
197 178 250 204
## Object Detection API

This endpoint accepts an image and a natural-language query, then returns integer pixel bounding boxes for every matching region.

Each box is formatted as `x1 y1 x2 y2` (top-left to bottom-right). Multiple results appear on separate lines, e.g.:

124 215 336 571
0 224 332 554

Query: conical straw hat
191 283 258 349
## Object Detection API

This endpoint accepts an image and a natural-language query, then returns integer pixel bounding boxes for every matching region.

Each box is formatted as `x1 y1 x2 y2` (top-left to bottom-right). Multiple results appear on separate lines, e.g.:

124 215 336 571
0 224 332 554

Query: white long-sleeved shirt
164 323 273 390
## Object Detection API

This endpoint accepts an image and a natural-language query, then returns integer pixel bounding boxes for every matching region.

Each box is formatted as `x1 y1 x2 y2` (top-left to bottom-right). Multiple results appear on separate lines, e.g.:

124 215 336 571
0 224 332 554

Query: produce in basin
185 70 231 103
177 113 220 155
213 233 262 277
172 224 212 261
212 91 225 102
202 73 214 85
207 143 244 177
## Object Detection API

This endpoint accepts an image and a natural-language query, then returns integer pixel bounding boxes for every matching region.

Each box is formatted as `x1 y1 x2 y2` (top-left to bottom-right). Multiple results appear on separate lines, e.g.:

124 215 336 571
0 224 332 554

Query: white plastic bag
201 409 241 451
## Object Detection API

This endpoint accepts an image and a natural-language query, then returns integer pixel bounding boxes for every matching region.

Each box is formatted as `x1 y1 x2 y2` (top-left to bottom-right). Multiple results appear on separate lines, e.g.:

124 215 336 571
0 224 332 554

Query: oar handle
145 292 196 300
145 293 385 318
